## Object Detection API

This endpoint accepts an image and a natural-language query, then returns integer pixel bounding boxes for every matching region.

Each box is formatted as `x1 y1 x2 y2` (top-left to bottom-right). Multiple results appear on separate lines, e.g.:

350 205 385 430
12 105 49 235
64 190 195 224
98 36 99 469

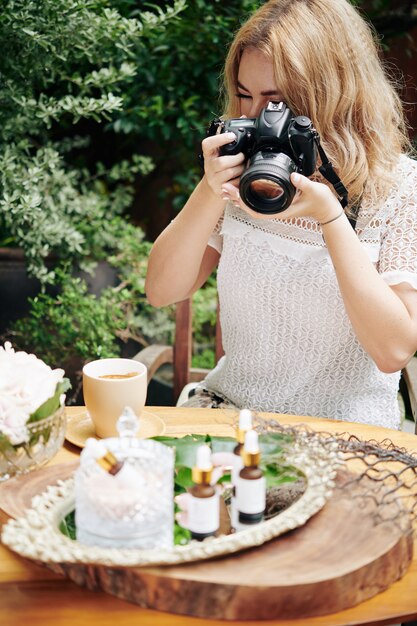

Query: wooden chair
133 299 224 405
401 356 417 434
134 299 417 432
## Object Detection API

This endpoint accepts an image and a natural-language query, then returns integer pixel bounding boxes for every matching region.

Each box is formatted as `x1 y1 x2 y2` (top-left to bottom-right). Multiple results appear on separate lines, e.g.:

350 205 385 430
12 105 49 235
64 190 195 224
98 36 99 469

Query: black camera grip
219 123 256 156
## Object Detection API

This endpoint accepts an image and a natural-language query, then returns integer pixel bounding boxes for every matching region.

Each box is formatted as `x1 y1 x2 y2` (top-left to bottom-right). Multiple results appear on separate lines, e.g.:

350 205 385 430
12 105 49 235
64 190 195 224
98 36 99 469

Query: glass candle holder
75 408 174 549
0 407 66 482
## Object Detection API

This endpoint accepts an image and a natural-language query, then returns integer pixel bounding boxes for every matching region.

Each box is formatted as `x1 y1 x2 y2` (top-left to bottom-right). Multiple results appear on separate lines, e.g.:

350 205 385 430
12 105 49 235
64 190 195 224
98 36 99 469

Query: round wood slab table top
1 406 417 626
0 462 412 620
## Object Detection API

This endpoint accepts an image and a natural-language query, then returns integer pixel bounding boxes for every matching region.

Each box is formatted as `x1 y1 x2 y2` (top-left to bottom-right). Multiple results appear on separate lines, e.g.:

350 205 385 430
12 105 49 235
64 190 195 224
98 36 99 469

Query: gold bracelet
320 210 344 226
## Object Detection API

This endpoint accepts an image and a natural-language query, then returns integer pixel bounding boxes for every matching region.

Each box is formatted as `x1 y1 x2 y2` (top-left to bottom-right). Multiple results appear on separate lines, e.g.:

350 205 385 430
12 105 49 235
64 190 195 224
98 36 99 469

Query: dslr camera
215 101 318 214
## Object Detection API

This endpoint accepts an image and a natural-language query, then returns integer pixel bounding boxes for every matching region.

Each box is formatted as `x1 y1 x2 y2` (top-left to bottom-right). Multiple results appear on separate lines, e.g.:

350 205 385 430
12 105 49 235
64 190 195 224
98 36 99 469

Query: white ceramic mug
82 358 147 437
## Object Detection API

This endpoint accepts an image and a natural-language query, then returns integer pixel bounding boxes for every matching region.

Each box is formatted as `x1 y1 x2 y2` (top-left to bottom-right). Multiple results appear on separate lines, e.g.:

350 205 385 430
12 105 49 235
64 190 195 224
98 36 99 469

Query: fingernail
292 173 300 183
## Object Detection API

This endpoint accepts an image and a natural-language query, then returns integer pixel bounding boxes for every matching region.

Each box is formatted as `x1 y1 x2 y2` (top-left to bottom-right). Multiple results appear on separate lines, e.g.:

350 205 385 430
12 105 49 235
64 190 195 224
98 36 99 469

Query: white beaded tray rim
2 432 343 567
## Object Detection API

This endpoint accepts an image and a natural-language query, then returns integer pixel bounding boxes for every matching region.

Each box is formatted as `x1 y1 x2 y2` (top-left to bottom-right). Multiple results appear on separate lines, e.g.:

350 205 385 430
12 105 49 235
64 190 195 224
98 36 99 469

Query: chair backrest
401 356 417 434
173 298 224 402
133 297 223 405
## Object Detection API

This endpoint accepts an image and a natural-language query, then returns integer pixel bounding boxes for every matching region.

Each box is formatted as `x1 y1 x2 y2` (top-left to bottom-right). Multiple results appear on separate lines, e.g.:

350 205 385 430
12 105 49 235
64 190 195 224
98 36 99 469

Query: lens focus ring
240 152 296 214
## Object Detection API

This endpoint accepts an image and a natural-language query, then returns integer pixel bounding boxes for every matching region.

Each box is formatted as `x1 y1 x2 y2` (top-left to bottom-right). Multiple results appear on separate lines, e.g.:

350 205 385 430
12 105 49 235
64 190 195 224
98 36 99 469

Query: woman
146 0 417 429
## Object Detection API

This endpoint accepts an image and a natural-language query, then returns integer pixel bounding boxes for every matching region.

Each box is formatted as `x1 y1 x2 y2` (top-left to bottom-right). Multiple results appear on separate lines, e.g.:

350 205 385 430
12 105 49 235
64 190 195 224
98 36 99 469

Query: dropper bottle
232 409 252 485
236 429 266 524
187 444 219 541
85 438 141 489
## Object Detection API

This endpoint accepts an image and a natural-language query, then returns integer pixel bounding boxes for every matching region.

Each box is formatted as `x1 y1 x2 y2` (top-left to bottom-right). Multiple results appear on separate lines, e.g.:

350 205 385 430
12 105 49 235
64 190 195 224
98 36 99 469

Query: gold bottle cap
236 428 247 444
192 445 213 484
86 438 121 474
242 450 261 467
96 450 119 473
191 467 213 484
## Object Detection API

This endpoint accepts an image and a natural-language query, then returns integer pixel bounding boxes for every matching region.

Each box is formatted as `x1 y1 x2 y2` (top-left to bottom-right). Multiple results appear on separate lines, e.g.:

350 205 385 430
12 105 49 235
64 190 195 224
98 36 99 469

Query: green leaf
174 521 191 545
28 378 71 423
0 432 16 455
259 432 295 457
174 465 194 495
175 465 194 490
210 436 236 454
261 462 304 488
217 472 232 484
59 510 76 540
152 434 207 468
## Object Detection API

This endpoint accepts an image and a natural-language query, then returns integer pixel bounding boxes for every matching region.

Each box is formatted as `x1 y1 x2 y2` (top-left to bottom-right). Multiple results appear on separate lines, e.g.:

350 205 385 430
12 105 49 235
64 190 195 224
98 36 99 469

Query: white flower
0 342 65 445
0 395 30 445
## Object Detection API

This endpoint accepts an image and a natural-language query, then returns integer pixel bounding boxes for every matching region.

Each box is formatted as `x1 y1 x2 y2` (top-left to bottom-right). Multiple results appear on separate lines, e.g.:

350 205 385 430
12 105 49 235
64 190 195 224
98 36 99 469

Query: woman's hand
222 172 342 223
288 173 343 223
202 133 246 197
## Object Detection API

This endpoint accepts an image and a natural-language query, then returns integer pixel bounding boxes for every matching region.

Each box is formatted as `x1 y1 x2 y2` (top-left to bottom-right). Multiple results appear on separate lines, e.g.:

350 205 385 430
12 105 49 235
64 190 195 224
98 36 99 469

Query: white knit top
204 155 417 429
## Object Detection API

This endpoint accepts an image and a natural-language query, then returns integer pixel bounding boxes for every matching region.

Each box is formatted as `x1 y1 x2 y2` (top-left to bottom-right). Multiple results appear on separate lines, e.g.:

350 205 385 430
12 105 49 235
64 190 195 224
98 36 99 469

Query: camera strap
315 139 358 231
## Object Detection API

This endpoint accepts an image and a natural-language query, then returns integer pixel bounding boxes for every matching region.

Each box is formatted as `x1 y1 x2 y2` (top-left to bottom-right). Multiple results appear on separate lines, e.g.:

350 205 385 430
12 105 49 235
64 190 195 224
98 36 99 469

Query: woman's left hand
222 172 342 223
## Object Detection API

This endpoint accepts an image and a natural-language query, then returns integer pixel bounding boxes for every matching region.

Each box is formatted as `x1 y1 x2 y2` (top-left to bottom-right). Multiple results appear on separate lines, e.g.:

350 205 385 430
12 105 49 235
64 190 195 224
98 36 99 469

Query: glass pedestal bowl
0 407 66 482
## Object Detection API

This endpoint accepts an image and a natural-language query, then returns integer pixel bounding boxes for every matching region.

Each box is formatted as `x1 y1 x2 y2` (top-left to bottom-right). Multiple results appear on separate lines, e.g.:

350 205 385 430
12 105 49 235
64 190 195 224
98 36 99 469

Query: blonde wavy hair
223 0 411 212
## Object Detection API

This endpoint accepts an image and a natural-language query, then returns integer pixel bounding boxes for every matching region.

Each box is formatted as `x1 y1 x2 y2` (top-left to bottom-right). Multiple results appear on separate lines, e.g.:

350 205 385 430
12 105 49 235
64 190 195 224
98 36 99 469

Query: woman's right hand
201 132 246 197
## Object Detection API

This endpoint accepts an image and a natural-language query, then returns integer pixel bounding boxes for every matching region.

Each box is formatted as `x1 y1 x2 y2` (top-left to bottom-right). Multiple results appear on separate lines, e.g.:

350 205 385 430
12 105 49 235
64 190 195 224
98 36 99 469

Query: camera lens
249 179 285 200
240 152 296 214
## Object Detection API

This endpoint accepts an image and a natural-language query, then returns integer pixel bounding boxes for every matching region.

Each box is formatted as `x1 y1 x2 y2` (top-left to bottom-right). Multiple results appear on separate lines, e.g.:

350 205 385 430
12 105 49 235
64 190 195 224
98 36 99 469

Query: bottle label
235 476 266 515
187 493 219 534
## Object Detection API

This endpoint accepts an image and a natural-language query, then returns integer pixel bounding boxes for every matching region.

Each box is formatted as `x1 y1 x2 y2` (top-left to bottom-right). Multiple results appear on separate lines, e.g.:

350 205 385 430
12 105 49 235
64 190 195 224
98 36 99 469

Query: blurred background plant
0 0 185 399
0 0 416 402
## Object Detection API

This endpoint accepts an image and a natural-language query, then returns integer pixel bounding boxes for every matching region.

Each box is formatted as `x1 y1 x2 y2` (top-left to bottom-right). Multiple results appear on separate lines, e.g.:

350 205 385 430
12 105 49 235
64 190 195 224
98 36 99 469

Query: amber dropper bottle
236 429 266 524
232 409 253 485
86 438 138 488
87 438 123 474
187 444 220 541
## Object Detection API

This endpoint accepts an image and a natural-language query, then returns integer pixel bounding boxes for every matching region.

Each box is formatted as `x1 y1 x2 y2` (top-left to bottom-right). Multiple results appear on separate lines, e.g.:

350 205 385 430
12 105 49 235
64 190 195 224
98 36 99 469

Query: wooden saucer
65 408 165 448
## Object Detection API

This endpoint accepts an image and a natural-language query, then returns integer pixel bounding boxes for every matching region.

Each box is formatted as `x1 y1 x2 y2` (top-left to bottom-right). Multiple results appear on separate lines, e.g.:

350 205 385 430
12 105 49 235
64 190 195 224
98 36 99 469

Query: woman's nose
248 99 265 117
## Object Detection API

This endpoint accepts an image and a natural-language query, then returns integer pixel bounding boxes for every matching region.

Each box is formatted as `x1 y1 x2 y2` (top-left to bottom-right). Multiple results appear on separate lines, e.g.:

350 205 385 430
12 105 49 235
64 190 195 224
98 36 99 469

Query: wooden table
1 406 417 626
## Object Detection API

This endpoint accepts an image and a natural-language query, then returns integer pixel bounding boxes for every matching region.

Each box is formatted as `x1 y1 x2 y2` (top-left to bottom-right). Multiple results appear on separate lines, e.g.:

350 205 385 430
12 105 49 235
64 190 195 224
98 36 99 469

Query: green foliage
174 513 192 545
153 432 298 492
1 0 261 376
10 225 175 390
12 275 127 365
59 509 77 540
112 0 260 142
191 273 218 368
192 348 216 370
0 0 181 391
0 142 155 281
0 433 16 456
0 0 186 281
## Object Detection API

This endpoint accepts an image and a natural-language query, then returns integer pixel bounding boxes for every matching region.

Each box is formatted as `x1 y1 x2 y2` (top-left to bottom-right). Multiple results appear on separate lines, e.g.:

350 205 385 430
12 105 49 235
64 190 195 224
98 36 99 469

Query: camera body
218 101 318 214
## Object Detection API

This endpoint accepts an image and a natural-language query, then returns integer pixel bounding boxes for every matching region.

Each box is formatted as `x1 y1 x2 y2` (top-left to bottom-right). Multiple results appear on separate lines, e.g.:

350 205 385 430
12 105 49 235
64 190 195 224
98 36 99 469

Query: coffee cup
82 358 147 437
